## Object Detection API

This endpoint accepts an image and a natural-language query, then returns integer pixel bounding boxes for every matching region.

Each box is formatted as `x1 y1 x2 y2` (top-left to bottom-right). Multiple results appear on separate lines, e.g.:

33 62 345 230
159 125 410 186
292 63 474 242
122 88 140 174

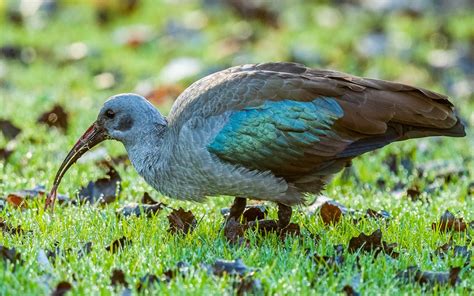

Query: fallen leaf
110 269 128 287
396 266 461 287
365 209 391 220
78 167 121 204
312 244 345 270
0 147 14 161
307 196 353 225
4 185 70 208
246 219 279 233
167 208 197 234
212 258 251 277
105 236 131 253
406 186 422 201
434 241 471 266
44 241 65 262
0 245 21 264
242 206 267 223
163 261 191 281
6 194 27 209
234 275 262 296
224 218 247 244
0 119 21 140
342 285 360 296
0 218 25 235
432 210 467 232
279 223 301 239
141 192 157 204
116 203 165 218
348 229 399 258
51 281 72 296
77 242 93 259
136 274 160 291
37 105 68 131
320 202 344 225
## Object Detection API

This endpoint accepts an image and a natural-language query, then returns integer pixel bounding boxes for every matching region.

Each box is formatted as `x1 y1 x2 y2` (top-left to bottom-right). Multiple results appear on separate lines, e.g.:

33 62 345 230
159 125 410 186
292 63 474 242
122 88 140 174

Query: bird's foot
277 203 292 229
225 197 247 224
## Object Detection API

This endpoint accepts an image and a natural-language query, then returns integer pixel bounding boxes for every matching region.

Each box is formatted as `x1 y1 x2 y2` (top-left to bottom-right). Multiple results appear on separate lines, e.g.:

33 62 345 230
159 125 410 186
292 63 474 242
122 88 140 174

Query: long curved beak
46 121 108 210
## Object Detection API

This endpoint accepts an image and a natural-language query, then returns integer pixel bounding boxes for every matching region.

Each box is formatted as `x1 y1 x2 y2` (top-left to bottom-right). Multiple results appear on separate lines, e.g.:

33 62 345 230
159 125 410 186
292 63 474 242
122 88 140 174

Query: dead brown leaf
434 240 471 266
242 206 267 223
6 194 27 209
37 105 68 131
234 275 262 296
348 229 399 258
4 185 70 209
365 209 391 220
406 186 422 201
396 266 461 287
0 218 25 235
308 196 352 225
320 202 344 225
78 167 121 204
224 218 247 244
141 192 157 204
167 208 197 234
0 119 21 140
51 281 72 296
432 210 467 232
136 274 160 291
312 244 345 270
0 148 14 161
342 285 360 296
116 202 165 218
105 236 131 253
163 261 190 281
110 268 128 287
212 258 251 277
0 245 21 264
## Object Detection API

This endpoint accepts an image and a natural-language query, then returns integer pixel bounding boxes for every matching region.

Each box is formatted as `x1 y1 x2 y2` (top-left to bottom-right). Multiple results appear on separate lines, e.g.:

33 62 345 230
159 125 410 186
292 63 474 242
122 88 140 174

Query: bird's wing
168 62 464 180
207 97 353 179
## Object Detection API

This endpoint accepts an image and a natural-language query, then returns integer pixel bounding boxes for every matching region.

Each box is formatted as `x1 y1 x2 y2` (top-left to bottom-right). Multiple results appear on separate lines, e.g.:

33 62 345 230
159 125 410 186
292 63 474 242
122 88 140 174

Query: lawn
0 0 473 295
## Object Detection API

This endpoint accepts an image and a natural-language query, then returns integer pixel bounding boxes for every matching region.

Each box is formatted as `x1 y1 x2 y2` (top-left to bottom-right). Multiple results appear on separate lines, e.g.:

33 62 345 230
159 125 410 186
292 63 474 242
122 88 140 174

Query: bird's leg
227 197 247 222
277 203 292 229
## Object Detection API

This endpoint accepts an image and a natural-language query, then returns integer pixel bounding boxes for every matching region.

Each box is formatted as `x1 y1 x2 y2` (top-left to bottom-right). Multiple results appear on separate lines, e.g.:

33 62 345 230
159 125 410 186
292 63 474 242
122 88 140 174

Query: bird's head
98 93 166 144
46 93 166 209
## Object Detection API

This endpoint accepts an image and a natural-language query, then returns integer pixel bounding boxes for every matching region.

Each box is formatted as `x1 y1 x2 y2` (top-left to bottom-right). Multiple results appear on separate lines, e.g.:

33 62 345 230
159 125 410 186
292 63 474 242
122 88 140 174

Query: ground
0 0 473 295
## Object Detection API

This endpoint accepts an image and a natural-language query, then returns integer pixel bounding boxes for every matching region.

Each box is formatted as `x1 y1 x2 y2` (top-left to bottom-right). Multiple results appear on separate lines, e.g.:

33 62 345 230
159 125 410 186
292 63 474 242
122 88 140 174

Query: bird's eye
105 109 115 119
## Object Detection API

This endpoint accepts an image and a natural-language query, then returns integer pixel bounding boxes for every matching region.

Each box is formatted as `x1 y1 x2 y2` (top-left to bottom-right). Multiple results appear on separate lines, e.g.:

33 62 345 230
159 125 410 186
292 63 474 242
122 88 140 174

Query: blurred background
0 0 473 194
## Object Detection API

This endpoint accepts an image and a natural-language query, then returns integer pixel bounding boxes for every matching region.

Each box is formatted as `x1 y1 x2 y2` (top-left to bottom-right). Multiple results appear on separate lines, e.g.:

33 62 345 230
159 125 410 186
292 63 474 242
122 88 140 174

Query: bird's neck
123 124 171 179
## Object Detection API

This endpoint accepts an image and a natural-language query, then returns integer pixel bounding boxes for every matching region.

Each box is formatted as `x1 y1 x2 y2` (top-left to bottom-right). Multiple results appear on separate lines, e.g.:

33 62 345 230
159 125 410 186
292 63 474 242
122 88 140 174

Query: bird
47 62 466 228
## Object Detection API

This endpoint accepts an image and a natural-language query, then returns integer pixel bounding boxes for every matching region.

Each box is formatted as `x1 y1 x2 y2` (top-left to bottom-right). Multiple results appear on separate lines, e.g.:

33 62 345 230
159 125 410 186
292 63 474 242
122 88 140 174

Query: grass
1 0 473 294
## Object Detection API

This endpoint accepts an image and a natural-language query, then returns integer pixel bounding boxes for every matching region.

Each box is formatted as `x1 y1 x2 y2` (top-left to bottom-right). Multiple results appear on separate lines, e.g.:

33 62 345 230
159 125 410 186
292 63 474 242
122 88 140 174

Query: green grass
1 0 473 295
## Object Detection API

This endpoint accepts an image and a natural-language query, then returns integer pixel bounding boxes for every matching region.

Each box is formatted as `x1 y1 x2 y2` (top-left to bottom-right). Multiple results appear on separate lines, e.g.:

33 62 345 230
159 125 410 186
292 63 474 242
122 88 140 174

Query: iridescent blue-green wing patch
208 97 350 177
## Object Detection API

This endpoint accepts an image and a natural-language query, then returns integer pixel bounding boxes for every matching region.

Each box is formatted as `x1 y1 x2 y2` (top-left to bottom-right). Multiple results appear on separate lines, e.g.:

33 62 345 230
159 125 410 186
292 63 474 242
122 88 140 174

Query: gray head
98 93 167 145
47 93 166 210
